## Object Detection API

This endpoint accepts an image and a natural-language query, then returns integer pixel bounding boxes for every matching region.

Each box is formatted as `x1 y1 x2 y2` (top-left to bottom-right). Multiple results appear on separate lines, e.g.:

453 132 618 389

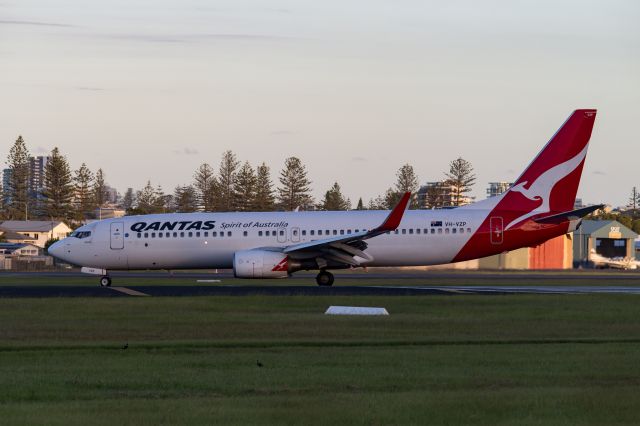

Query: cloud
0 20 75 28
34 146 49 155
173 147 199 155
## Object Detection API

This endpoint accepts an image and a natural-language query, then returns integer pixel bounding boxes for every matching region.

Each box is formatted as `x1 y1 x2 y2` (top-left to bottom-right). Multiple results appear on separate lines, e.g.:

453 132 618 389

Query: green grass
1 294 640 424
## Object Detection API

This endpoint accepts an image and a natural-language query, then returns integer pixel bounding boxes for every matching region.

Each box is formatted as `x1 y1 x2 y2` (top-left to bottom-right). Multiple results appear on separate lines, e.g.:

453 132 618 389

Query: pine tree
93 168 107 208
122 188 135 212
173 185 198 213
135 181 156 214
320 182 351 210
216 150 240 211
6 135 30 220
193 163 217 212
73 163 94 220
277 157 313 211
368 194 387 210
445 157 475 206
153 185 169 213
41 147 74 220
235 161 256 211
356 198 365 210
392 164 419 209
629 187 639 215
254 162 275 211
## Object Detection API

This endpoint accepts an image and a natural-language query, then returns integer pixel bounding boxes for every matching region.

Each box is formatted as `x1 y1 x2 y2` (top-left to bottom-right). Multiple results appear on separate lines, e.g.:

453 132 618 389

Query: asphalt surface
2 270 640 297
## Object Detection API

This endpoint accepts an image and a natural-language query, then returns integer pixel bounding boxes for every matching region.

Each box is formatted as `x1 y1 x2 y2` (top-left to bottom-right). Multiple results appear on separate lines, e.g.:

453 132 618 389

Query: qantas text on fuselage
49 109 600 287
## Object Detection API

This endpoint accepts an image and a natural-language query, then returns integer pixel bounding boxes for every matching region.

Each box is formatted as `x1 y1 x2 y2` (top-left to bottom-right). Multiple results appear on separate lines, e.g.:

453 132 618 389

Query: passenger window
279 230 284 236
137 233 141 238
355 229 360 233
437 229 442 234
166 232 170 238
310 230 315 236
125 233 129 238
158 233 163 238
293 230 298 236
302 230 306 236
333 230 337 235
212 232 217 237
401 229 406 235
180 232 184 237
467 228 472 233
144 233 149 238
340 230 344 235
243 231 248 237
204 232 208 237
394 230 399 234
220 233 224 238
452 228 457 234
424 229 428 234
196 232 201 237
326 230 330 235
259 231 263 237
188 232 193 237
318 230 322 236
347 229 351 234
445 228 450 234
409 229 414 234
459 228 464 234
173 232 177 238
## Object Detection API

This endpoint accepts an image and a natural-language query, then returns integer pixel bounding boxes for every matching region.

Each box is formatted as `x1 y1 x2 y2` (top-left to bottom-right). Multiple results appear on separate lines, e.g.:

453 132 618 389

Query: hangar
573 220 638 267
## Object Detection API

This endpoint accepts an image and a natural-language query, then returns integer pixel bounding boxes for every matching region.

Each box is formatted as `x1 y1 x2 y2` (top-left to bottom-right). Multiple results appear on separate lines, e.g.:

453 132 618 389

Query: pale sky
1 0 639 207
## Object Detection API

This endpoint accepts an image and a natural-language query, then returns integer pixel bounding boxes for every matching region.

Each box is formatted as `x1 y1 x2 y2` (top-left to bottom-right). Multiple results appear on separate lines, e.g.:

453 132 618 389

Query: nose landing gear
100 276 112 287
315 270 334 287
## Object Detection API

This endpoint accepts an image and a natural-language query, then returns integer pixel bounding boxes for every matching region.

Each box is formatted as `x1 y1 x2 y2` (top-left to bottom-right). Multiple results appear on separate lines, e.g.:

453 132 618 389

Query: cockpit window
71 231 92 239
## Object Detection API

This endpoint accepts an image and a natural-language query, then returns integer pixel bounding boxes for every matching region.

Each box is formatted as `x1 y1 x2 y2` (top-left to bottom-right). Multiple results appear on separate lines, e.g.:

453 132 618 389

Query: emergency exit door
110 222 124 249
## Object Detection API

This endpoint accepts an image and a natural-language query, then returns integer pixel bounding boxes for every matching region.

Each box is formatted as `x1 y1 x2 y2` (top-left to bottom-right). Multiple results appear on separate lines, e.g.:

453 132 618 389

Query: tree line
1 135 477 225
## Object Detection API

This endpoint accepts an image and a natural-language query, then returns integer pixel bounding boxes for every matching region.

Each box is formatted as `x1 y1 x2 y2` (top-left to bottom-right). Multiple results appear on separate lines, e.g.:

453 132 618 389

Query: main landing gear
315 270 334 287
100 275 112 287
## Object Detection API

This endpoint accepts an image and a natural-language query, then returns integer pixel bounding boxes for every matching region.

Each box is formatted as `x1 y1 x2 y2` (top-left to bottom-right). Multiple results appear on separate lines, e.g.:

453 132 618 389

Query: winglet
377 192 411 231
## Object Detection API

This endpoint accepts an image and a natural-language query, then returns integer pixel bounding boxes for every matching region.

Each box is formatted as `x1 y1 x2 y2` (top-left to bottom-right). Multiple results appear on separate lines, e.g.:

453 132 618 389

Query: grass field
1 277 640 425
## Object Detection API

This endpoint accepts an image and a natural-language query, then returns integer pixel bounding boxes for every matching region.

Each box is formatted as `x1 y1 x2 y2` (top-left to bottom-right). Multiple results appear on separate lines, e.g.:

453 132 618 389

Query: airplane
49 109 600 287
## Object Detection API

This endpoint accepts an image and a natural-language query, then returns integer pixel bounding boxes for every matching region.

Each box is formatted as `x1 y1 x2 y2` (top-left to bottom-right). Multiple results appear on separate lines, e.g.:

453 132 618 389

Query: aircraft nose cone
48 240 65 260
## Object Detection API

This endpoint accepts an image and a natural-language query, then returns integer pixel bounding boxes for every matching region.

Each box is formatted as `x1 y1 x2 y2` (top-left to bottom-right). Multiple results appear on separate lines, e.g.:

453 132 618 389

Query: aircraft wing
281 192 411 266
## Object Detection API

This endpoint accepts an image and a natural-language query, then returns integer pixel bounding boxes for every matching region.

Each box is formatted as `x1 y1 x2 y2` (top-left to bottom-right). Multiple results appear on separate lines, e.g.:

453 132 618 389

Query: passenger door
110 222 125 249
489 216 503 245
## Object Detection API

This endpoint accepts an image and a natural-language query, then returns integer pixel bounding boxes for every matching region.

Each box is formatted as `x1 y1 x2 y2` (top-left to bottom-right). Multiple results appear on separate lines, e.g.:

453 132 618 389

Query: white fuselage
53 208 491 271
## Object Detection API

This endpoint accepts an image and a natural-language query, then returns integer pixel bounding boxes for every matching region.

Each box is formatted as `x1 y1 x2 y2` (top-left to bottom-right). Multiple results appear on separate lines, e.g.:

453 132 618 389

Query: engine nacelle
233 249 292 278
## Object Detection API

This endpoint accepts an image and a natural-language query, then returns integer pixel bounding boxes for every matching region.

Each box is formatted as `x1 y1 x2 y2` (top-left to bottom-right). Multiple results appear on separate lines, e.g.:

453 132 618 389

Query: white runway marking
110 287 150 296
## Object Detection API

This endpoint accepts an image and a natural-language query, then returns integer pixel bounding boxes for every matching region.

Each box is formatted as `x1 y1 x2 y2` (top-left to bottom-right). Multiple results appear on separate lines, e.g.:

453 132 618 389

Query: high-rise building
29 156 49 194
486 182 512 198
1 168 11 205
417 181 474 209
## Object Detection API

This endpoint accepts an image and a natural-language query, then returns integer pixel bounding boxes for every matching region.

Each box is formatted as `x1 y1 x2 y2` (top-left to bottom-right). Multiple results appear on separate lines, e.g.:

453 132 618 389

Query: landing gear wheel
100 276 112 287
316 270 334 287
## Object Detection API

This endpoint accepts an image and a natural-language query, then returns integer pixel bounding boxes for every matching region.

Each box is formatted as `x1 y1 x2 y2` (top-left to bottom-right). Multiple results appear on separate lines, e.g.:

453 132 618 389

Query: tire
316 271 334 287
100 276 112 287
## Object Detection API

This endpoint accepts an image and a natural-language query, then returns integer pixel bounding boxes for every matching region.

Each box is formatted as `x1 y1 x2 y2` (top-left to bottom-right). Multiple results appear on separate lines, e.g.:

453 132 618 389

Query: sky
1 0 639 207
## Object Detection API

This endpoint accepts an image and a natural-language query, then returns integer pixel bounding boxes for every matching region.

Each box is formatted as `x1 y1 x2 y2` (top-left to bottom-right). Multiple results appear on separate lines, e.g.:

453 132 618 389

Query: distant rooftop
0 220 66 232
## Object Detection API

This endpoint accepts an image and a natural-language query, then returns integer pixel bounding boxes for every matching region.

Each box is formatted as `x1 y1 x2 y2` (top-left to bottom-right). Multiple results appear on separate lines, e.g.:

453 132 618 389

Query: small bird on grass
256 360 263 368
122 343 128 350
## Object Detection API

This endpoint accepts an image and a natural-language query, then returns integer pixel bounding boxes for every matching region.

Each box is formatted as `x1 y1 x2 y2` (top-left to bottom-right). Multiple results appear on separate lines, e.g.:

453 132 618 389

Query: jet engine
233 249 294 278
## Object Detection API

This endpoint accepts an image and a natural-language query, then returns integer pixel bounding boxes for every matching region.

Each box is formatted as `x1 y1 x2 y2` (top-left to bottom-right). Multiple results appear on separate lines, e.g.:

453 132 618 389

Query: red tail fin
509 109 596 214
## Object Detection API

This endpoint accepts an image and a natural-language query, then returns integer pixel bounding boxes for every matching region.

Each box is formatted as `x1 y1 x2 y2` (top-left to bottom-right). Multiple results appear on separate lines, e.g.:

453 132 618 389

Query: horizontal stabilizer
533 204 605 224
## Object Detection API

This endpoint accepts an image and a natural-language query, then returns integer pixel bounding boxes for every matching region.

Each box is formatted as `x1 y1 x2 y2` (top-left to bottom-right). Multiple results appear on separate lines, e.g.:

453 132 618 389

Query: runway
1 284 640 298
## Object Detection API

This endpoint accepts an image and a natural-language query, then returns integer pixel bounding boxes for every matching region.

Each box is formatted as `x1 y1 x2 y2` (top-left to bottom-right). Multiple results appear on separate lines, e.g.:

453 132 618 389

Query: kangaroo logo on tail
505 143 589 230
